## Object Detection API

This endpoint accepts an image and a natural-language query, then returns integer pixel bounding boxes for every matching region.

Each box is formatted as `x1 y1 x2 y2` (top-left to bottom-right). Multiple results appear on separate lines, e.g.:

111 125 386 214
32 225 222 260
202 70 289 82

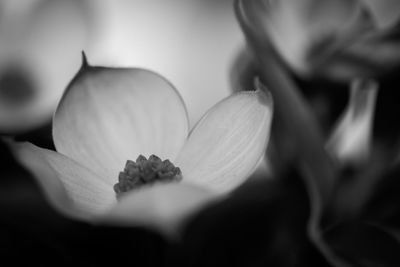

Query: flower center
113 154 182 198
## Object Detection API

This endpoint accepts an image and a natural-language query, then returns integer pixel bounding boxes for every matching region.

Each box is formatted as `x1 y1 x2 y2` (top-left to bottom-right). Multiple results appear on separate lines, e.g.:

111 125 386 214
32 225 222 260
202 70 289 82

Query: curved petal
53 66 189 184
11 142 116 220
102 183 219 237
175 90 273 193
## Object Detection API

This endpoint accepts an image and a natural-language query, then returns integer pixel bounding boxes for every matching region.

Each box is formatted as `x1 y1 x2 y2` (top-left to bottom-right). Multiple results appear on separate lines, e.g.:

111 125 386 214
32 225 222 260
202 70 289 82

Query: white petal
11 142 116 220
175 90 273 193
326 79 378 165
102 183 219 237
53 66 189 184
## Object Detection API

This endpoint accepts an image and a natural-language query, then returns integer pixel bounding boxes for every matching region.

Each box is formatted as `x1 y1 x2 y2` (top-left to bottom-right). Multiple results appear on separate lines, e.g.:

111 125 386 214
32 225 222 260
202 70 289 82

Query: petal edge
11 142 116 220
176 89 273 193
102 183 219 237
53 67 190 183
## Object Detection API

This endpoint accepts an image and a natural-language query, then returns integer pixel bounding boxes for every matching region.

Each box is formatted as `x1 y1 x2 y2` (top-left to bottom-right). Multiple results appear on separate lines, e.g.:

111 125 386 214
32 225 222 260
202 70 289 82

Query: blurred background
0 0 242 134
1 0 400 266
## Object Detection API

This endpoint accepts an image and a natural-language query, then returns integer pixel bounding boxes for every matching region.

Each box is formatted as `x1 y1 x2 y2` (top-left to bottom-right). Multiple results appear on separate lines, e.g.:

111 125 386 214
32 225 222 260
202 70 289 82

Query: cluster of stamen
114 154 182 198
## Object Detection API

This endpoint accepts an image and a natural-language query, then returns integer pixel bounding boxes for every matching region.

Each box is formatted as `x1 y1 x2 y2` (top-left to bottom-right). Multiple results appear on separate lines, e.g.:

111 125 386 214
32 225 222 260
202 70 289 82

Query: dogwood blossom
13 60 272 234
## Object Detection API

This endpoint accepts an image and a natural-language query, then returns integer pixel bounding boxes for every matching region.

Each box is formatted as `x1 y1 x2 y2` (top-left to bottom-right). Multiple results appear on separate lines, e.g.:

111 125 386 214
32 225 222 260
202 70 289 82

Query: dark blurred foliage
322 157 400 267
231 49 400 150
362 164 400 231
229 45 400 265
169 171 329 267
324 221 400 267
296 65 400 152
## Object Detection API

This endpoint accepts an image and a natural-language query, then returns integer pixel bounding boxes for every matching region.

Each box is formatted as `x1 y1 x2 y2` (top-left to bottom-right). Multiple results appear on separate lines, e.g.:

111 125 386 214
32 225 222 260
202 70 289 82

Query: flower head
13 58 272 235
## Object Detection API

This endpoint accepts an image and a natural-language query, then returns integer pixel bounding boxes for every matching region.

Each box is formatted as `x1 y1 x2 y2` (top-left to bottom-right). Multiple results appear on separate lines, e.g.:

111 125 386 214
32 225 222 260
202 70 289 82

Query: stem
235 0 336 218
256 55 336 207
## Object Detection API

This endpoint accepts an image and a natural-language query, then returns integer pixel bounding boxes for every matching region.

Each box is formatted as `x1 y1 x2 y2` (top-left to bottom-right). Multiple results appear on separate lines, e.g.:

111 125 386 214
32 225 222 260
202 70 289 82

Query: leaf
362 165 400 230
324 221 400 267
169 172 330 267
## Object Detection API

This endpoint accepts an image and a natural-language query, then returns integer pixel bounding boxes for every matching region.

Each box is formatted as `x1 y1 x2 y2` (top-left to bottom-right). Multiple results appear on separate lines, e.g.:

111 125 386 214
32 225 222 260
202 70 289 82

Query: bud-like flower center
114 154 182 198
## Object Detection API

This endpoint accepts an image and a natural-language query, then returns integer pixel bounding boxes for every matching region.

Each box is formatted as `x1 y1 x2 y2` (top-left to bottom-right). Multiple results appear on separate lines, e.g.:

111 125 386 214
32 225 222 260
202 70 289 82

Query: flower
240 0 400 81
12 59 272 235
0 0 92 133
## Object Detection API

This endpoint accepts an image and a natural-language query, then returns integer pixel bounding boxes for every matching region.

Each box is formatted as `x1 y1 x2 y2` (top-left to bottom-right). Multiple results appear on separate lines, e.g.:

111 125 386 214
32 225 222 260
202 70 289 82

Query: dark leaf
325 221 400 267
362 165 400 230
169 172 329 267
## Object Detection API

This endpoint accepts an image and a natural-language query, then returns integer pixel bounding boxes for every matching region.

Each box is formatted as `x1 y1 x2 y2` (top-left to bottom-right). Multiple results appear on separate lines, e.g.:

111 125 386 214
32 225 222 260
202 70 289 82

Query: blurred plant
235 0 400 266
0 0 93 134
11 57 272 237
238 0 400 81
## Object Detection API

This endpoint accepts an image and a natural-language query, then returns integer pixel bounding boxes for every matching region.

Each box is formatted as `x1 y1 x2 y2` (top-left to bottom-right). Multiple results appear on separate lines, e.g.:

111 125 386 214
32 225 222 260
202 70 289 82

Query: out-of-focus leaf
361 0 400 28
231 46 400 159
324 221 400 267
362 165 400 230
229 47 349 134
169 172 329 267
373 70 400 148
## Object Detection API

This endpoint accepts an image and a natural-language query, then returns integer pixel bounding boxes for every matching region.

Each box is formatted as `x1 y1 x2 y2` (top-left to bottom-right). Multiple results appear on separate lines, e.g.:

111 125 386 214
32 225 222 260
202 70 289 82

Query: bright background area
0 0 243 132
87 0 243 128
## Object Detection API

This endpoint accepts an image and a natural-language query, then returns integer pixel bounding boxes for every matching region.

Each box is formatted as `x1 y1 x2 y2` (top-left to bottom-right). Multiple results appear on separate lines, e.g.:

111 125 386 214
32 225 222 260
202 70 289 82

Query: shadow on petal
102 183 220 238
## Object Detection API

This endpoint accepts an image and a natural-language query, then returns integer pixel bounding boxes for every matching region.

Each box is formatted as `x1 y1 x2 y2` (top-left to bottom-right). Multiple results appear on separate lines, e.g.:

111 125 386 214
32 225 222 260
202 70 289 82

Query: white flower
13 61 272 235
